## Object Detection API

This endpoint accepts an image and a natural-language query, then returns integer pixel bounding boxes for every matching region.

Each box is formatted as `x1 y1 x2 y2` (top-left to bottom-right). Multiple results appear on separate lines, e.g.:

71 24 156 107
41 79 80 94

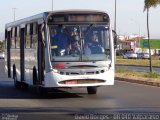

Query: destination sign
49 14 109 23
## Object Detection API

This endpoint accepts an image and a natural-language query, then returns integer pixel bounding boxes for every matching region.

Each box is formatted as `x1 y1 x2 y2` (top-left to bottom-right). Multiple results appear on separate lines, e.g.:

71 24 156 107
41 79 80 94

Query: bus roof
5 10 109 29
5 12 48 29
48 9 109 15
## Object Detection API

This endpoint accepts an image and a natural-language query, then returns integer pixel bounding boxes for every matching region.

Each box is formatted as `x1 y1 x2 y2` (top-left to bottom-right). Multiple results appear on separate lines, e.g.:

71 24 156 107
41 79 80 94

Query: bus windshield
49 24 111 62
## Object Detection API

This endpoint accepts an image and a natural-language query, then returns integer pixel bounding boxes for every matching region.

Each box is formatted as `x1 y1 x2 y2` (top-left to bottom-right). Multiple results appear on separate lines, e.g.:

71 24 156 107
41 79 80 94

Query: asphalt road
0 60 160 120
116 65 160 72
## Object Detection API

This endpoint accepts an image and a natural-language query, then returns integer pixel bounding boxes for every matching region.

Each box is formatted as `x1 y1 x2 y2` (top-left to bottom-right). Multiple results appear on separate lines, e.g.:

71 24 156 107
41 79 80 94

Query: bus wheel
33 67 37 85
21 82 29 90
13 65 21 88
87 87 97 94
37 87 48 97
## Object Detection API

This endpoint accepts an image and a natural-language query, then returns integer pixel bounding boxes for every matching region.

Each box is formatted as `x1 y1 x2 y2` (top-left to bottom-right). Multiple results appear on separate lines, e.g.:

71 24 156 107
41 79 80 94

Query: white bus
5 10 117 95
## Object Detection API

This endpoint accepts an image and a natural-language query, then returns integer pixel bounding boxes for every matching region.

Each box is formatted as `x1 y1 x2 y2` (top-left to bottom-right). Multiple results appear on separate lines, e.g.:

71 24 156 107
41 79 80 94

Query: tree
144 0 160 72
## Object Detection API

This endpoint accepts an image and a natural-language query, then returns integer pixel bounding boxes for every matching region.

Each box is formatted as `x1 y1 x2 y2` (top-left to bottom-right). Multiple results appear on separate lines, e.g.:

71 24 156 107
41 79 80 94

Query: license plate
65 80 77 84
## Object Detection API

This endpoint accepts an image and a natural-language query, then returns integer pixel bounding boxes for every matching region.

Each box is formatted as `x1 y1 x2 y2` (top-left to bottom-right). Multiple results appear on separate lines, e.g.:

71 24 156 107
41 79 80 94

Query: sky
0 0 160 39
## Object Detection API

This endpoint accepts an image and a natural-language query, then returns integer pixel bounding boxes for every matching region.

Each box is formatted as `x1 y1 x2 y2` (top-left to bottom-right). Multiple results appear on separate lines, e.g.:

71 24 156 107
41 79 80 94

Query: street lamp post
13 8 16 21
52 0 53 11
130 19 141 47
132 20 140 36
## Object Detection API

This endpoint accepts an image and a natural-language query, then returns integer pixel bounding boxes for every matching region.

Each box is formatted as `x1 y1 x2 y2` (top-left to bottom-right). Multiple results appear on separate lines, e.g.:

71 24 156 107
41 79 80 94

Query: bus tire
21 82 29 90
87 87 97 94
38 87 48 97
33 67 37 85
13 65 21 89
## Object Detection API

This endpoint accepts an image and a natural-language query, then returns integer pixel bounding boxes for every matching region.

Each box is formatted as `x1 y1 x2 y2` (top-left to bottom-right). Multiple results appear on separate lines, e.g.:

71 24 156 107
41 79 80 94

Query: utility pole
13 8 16 21
114 0 117 32
52 0 53 11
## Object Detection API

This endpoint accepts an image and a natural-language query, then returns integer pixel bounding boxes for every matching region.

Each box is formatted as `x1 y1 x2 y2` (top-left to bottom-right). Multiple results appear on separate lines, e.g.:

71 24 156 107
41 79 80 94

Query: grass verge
116 69 160 82
116 58 160 67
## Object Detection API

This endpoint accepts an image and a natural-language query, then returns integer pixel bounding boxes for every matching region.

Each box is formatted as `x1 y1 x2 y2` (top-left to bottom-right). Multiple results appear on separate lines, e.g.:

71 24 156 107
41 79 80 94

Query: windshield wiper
84 24 94 37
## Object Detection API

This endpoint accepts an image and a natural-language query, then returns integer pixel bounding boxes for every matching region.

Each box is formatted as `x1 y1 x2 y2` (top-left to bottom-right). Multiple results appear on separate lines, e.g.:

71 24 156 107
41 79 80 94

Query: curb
115 77 160 87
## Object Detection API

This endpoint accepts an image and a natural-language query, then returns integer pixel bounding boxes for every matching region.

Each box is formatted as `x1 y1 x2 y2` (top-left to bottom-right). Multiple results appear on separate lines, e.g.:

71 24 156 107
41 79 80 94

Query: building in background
117 34 160 55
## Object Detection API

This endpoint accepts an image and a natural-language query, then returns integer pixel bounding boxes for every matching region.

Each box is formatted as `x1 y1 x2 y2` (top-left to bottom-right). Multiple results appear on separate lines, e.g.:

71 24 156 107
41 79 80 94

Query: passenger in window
69 42 80 55
51 26 69 56
70 27 80 45
65 27 80 55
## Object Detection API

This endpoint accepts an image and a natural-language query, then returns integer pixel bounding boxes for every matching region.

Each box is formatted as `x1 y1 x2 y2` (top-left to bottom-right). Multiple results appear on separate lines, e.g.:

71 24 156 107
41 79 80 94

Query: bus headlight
52 69 59 73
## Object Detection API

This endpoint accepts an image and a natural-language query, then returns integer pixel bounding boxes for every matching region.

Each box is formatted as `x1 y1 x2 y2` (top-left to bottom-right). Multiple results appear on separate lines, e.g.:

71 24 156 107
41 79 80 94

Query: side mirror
41 24 45 46
112 30 117 49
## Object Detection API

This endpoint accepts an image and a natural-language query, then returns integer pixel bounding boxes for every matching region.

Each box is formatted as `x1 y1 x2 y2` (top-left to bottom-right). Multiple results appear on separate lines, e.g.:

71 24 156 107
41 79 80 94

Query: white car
137 53 150 59
122 52 137 59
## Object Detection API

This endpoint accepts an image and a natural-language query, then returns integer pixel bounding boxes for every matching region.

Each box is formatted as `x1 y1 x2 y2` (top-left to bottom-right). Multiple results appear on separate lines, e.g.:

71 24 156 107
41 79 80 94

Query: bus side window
11 27 16 49
31 23 38 49
16 26 20 48
25 24 31 48
30 23 33 48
